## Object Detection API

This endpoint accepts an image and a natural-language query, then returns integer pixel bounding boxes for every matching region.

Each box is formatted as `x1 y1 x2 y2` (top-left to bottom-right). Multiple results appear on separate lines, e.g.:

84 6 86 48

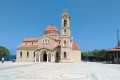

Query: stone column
51 52 54 62
39 53 40 62
47 53 48 62
51 53 52 62
52 52 55 62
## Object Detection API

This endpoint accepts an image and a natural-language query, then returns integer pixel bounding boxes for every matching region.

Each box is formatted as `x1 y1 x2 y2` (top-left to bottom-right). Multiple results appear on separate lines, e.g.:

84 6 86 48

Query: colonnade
34 51 55 62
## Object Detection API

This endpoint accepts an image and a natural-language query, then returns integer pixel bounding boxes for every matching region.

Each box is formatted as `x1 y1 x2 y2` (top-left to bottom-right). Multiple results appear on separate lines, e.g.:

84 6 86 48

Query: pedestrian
2 57 4 64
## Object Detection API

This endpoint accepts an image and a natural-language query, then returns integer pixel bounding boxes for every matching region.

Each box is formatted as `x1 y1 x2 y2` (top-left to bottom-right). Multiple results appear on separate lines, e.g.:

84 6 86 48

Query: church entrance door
43 53 47 61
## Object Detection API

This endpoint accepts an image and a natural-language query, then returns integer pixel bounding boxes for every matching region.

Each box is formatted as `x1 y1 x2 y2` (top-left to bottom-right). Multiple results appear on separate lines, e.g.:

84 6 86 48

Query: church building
16 10 81 62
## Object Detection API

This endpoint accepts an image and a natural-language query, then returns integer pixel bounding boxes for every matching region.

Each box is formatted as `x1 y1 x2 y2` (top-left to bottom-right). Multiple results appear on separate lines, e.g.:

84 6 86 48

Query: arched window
64 29 66 34
43 40 44 43
27 52 29 57
45 39 47 43
64 20 67 27
64 40 66 46
64 52 67 58
20 52 22 58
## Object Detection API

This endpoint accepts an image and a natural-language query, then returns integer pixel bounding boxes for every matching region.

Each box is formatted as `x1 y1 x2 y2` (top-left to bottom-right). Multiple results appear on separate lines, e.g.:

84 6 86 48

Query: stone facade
16 10 81 62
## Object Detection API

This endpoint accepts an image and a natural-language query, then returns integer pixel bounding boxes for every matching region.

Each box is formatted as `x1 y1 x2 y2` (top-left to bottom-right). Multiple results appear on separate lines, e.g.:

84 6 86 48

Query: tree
0 46 10 59
81 49 106 61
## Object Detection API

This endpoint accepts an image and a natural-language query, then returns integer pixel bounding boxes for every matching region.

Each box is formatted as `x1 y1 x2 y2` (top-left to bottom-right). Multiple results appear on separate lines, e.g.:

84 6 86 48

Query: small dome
72 43 80 50
45 25 58 32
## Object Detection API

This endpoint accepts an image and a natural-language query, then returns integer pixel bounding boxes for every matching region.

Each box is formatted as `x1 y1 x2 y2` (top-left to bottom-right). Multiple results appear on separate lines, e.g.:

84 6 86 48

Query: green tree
0 46 10 59
81 49 106 61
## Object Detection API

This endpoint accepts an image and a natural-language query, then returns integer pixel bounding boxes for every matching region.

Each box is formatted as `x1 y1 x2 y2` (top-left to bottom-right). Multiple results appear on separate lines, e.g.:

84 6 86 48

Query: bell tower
61 10 70 36
60 10 72 62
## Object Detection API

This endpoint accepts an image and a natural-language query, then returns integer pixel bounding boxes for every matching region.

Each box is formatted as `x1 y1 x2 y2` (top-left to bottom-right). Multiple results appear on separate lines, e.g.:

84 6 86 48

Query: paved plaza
0 61 120 80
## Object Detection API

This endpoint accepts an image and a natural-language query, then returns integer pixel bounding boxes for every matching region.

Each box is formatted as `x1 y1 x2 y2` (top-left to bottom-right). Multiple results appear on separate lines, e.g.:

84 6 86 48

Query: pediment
39 35 56 41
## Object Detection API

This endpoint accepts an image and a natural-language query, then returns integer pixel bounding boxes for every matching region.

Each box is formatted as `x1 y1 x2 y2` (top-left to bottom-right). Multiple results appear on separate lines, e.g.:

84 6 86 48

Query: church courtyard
0 62 120 80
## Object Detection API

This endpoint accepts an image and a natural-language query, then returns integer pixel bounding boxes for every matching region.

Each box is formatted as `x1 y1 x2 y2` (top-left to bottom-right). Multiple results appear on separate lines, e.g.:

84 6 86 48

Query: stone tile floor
0 61 120 80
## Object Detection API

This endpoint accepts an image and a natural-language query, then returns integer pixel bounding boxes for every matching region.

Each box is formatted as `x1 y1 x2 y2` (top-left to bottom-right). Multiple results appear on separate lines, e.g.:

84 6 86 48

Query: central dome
45 25 58 32
44 24 59 36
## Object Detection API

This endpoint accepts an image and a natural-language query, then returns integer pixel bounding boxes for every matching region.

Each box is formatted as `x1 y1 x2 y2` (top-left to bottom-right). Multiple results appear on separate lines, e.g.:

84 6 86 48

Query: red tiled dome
45 25 58 32
72 43 80 50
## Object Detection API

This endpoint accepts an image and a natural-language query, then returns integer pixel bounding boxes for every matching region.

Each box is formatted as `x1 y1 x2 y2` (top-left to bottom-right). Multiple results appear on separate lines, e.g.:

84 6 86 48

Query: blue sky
0 0 120 55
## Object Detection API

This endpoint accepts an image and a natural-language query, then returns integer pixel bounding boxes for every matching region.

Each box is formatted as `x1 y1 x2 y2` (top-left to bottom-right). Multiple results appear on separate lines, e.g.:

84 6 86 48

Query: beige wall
60 48 72 62
16 49 35 62
71 50 81 62
38 36 58 50
61 37 71 48
16 36 81 63
22 42 38 45
54 48 61 61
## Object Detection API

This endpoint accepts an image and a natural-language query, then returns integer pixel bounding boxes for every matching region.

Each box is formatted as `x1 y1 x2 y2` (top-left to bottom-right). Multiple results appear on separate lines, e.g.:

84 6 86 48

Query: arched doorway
43 53 47 61
56 52 60 63
40 50 48 62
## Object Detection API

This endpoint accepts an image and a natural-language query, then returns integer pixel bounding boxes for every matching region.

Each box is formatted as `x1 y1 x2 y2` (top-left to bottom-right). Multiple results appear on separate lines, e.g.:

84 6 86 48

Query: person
2 57 4 64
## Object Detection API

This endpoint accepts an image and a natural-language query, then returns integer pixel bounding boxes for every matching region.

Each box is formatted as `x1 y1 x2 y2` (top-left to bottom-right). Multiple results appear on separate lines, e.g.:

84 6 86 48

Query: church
16 10 81 62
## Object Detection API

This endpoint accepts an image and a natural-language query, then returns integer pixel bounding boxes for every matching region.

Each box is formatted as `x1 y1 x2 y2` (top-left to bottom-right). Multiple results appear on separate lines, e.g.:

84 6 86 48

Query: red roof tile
107 49 120 52
115 46 120 49
72 43 80 50
23 38 39 42
45 25 58 32
18 44 38 49
107 46 120 52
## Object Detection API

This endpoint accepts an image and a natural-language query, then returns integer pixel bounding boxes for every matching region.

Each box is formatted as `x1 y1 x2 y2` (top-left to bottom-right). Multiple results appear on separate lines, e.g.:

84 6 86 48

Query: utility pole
117 29 120 46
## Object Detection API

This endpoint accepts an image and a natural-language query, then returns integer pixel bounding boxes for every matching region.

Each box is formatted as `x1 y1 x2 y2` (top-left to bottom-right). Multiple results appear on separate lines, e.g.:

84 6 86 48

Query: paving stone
0 62 120 80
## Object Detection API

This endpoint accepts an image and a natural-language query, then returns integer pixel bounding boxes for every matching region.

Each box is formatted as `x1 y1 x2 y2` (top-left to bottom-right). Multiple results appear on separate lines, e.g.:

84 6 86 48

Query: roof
45 25 58 32
55 37 61 41
17 44 38 49
53 44 61 49
107 46 120 52
115 46 120 49
72 43 80 50
23 38 39 42
107 49 120 52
